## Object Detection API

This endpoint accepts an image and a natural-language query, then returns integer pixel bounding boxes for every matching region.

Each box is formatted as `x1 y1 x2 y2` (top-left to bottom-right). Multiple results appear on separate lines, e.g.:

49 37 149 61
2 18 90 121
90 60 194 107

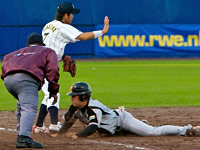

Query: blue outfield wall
2 0 200 25
0 27 43 55
1 0 200 58
0 26 95 57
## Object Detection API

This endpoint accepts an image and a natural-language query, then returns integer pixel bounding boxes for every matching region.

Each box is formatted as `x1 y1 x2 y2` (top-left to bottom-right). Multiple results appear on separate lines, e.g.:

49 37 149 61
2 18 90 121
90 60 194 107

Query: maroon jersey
1 45 60 94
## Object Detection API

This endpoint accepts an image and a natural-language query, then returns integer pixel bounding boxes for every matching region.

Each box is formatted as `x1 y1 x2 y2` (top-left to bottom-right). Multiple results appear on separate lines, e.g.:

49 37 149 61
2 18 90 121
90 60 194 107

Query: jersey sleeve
61 24 83 43
45 50 60 94
76 124 98 137
87 107 102 127
59 105 77 134
64 105 77 121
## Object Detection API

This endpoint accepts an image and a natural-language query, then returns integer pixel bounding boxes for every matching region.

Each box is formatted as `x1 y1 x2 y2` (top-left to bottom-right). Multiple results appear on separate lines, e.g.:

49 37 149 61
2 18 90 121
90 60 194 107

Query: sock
48 106 58 125
36 104 48 127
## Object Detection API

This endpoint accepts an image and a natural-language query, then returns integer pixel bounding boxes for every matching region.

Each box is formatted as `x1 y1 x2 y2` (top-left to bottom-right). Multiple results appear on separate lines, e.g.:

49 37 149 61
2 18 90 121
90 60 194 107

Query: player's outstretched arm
76 16 109 41
102 16 109 34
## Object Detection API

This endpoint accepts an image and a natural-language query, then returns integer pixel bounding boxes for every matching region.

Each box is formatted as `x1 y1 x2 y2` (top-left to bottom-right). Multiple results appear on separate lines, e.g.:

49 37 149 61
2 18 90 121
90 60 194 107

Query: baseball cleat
186 126 200 136
49 122 62 132
32 125 49 134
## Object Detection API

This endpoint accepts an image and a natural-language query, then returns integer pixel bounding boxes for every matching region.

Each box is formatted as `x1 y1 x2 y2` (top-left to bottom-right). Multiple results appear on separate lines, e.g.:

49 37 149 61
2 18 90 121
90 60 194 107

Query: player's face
70 95 85 108
63 13 74 24
68 13 74 24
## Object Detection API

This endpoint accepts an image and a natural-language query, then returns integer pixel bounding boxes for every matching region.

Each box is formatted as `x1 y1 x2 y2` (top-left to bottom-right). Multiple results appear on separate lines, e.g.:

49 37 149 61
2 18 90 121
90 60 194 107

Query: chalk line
84 139 152 150
0 127 152 150
0 127 16 132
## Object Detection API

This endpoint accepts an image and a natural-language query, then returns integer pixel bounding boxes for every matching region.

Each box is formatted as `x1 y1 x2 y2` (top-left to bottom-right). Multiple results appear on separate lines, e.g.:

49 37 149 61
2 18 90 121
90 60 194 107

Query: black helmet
67 82 91 97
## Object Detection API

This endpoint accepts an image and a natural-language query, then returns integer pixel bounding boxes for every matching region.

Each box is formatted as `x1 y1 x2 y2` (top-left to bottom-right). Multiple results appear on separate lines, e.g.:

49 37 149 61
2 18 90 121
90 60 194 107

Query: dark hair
54 12 70 21
26 33 45 47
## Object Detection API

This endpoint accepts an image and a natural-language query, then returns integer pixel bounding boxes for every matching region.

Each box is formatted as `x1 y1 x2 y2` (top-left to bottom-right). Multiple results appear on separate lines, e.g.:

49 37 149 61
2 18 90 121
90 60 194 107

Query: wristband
93 30 103 38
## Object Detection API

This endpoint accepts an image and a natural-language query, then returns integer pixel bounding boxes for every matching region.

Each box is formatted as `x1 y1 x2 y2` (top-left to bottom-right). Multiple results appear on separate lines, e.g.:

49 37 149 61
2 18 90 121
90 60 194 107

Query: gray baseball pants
4 73 40 137
115 109 192 136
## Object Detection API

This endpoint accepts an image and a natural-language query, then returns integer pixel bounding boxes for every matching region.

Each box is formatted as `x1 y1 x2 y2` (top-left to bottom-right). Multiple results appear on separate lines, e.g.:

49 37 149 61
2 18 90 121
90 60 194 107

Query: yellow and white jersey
42 20 82 60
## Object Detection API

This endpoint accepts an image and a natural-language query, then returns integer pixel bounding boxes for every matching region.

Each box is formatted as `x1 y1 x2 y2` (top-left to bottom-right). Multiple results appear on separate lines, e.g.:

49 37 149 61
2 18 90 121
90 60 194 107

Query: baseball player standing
1 33 60 148
53 82 200 139
33 2 109 133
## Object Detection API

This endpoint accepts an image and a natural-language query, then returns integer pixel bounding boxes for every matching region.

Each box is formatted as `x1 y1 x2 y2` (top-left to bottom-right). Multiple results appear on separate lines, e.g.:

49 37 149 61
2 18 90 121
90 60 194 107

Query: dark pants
4 73 39 137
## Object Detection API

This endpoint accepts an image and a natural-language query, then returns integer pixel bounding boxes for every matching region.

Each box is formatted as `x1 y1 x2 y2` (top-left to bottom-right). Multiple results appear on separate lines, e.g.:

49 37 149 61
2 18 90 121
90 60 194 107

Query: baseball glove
62 55 76 77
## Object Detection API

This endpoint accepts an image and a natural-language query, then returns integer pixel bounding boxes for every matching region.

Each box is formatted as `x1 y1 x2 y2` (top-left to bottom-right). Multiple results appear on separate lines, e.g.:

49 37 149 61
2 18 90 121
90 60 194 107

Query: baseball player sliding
32 2 109 133
53 82 200 139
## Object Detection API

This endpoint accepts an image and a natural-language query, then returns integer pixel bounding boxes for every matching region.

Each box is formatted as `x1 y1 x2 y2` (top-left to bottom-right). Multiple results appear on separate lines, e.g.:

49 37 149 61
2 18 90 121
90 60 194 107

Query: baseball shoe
32 125 49 134
49 121 62 132
16 135 43 148
186 126 200 136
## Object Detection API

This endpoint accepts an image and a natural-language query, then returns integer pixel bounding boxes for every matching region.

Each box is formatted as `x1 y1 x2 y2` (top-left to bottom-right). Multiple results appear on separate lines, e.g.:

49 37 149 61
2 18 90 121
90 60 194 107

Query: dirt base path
0 107 200 150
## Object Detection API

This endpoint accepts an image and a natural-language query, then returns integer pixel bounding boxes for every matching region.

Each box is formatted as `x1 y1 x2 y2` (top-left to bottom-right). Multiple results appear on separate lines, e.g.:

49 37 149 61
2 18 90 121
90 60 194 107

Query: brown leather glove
62 55 76 77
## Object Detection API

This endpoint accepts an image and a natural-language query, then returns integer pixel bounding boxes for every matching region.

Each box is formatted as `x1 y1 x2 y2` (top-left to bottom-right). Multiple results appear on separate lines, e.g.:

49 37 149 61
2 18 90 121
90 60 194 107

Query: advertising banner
95 25 200 57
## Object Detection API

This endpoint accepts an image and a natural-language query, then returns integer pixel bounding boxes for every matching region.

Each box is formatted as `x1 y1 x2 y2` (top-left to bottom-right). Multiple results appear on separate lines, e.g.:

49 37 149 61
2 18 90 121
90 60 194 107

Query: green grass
1 59 200 111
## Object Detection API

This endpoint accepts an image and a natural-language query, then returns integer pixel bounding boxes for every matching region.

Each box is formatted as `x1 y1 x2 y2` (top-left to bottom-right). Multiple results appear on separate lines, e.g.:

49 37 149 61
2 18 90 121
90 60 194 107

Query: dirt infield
1 107 200 150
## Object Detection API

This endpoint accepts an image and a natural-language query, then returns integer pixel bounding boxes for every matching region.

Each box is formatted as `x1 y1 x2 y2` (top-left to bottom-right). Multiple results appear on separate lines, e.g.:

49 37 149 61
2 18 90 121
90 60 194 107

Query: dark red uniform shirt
1 45 60 94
